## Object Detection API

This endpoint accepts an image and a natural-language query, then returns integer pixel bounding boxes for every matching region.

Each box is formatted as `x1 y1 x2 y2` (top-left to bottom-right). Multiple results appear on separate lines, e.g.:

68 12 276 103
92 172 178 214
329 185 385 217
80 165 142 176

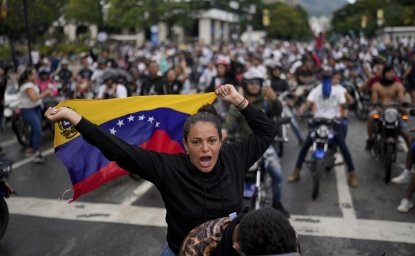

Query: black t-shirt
294 66 314 85
270 77 289 93
140 75 166 95
78 68 93 80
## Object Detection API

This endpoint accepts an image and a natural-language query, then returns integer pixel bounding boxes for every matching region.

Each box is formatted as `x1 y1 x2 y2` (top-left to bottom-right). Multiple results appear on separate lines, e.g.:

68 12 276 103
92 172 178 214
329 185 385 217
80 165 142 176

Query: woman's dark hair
238 207 299 255
18 67 35 87
183 104 222 142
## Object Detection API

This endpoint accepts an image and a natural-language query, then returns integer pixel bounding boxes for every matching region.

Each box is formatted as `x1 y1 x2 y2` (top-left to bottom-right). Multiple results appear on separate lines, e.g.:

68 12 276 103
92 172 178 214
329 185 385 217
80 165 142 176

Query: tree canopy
265 2 313 41
331 0 415 36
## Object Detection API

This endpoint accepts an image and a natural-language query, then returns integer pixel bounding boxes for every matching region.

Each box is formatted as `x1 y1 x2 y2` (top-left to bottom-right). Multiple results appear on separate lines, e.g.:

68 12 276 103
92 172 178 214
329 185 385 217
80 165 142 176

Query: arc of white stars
127 115 135 122
116 119 124 127
109 127 117 135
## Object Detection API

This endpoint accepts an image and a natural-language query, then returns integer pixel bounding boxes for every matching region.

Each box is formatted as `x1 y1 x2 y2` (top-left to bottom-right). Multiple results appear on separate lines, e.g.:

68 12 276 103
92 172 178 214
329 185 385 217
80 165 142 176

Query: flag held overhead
53 93 217 202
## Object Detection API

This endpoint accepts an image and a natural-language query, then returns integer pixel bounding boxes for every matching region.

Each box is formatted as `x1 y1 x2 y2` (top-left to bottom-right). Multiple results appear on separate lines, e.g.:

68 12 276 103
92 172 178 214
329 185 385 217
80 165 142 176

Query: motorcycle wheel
11 116 30 147
311 159 322 200
0 197 9 240
385 144 394 183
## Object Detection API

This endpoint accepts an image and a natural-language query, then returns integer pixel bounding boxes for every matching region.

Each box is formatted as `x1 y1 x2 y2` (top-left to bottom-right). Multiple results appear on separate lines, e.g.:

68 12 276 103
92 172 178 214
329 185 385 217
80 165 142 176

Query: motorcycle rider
365 65 410 150
223 69 290 217
268 63 304 145
288 71 358 187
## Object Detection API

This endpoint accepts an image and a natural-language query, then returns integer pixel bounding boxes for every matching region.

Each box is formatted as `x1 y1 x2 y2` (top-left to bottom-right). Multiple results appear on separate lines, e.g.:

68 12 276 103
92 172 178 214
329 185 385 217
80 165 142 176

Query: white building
62 8 239 47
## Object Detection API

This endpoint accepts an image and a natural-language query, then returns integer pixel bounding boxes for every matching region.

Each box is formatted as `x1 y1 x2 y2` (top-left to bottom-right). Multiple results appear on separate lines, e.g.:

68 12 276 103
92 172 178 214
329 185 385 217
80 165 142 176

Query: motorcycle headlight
316 125 329 138
384 108 399 123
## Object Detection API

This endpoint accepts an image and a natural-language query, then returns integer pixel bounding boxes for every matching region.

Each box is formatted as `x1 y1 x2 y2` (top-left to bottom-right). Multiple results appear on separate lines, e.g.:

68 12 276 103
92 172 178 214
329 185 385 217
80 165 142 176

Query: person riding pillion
223 69 290 217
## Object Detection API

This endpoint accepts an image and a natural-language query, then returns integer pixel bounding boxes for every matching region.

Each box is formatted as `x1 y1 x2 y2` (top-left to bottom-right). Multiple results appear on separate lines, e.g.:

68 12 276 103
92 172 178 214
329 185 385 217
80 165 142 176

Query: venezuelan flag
53 93 217 202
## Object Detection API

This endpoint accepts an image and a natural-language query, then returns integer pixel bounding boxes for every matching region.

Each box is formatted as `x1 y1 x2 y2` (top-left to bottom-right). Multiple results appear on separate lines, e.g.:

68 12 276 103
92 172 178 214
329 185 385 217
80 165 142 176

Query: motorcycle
306 117 342 199
276 91 304 157
243 148 273 210
370 104 412 183
11 95 59 147
0 156 14 240
344 77 371 121
2 84 19 130
243 117 291 209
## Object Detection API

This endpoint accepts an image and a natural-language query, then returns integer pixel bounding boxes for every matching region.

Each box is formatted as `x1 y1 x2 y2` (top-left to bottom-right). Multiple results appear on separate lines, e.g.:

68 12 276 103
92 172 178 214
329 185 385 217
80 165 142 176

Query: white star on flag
155 122 160 127
116 119 124 127
138 115 145 121
148 116 155 123
127 115 135 122
109 127 117 135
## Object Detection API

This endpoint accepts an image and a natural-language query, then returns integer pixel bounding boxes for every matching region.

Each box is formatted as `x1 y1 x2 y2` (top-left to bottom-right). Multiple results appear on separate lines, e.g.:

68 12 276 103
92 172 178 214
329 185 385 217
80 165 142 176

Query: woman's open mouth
200 156 212 168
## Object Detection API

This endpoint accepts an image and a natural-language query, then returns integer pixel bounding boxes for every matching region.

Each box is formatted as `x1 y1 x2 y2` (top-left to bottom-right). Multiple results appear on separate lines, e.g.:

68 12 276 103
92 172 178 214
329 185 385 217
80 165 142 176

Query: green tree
0 0 67 66
64 0 105 27
265 2 312 41
331 0 412 36
106 0 206 32
0 0 67 43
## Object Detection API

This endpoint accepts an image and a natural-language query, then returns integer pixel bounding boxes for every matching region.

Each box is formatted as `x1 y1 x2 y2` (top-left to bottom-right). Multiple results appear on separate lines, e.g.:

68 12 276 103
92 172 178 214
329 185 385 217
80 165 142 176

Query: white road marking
7 196 415 244
12 147 55 169
334 153 356 220
0 138 17 148
290 214 415 244
121 181 154 206
8 196 167 227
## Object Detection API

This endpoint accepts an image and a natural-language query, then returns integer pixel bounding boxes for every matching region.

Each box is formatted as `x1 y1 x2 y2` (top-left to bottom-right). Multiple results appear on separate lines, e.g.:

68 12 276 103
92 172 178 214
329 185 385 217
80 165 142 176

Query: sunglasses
247 80 262 86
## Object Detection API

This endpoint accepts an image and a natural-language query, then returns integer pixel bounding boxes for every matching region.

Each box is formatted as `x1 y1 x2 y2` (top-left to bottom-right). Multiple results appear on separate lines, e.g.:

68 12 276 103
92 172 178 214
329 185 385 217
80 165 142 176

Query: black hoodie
74 103 277 254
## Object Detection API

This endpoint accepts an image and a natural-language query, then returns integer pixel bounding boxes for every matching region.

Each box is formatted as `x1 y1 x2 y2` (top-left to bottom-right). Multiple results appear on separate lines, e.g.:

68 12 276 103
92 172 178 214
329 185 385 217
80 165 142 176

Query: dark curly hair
238 207 299 255
183 104 222 142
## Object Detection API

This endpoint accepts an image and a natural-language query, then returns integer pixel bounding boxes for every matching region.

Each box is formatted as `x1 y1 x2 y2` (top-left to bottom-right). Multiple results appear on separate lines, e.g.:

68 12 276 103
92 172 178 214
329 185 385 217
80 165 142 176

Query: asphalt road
0 112 414 256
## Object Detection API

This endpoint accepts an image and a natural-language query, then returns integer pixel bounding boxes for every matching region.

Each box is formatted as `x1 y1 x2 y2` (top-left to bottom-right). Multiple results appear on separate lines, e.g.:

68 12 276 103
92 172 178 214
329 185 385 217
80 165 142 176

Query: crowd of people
1 33 415 255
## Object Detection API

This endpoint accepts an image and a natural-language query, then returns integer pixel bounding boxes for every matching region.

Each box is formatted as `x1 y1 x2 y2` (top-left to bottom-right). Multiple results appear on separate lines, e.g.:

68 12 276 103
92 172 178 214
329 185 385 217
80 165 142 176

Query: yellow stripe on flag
53 93 217 148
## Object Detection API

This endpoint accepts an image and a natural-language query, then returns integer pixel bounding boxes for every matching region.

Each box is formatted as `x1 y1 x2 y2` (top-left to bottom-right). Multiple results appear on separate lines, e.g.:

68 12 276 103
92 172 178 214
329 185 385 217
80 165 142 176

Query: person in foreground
44 84 277 256
180 207 301 256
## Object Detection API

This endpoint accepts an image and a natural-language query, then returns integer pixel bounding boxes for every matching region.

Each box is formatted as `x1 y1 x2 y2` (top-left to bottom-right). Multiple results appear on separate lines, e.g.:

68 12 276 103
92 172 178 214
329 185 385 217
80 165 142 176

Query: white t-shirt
19 82 42 109
307 84 346 119
97 84 128 99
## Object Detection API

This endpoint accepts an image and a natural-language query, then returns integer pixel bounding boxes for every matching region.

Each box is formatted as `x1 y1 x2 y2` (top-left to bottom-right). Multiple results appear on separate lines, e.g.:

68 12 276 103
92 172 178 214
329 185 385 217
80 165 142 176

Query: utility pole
23 0 32 67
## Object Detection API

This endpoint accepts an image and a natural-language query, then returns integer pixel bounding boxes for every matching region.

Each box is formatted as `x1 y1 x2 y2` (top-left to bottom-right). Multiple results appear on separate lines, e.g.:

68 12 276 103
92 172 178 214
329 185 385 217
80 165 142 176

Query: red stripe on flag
141 130 184 154
70 129 184 202
71 162 127 202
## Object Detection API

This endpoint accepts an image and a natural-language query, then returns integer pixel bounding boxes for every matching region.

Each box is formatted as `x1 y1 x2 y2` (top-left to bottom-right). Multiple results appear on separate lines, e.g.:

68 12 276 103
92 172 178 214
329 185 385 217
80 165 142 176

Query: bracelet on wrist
236 97 247 109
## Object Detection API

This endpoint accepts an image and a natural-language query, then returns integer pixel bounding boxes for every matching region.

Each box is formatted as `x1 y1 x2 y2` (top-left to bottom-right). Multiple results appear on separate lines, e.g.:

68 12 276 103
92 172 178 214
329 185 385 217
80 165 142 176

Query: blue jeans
262 146 283 202
290 116 304 143
20 105 42 151
295 121 355 172
160 244 177 256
